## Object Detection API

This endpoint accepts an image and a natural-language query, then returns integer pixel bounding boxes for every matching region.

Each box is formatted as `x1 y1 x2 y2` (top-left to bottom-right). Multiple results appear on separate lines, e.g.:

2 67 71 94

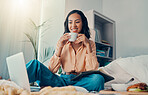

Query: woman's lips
72 30 77 33
71 29 78 32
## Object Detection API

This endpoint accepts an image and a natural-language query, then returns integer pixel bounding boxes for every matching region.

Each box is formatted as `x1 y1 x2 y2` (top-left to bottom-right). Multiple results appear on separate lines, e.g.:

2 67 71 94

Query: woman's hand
55 33 71 57
58 33 71 47
75 34 90 45
75 34 92 53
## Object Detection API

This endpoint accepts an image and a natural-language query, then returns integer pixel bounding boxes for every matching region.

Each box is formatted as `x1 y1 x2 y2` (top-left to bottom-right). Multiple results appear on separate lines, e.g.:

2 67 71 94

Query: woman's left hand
74 34 92 53
74 34 90 46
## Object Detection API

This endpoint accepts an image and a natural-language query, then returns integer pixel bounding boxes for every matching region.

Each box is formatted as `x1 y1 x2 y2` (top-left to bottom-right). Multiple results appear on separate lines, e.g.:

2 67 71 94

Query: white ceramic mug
69 33 78 42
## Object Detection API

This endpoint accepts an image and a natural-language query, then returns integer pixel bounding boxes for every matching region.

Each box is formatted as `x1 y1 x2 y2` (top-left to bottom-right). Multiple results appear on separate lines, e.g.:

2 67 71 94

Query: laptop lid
6 52 30 91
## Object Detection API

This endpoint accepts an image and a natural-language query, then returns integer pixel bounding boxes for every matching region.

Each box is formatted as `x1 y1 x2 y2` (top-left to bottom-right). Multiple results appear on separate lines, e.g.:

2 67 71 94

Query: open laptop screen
6 52 30 91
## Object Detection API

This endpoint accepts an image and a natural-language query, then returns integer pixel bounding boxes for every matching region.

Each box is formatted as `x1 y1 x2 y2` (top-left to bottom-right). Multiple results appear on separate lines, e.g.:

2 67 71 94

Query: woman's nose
72 22 76 27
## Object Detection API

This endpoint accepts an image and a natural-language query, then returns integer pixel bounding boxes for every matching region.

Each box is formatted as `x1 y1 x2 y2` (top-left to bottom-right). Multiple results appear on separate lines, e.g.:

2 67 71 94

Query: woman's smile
68 13 82 33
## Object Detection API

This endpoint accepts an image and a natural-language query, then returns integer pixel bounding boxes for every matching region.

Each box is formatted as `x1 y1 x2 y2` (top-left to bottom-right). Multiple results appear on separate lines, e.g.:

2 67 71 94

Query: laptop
6 52 40 92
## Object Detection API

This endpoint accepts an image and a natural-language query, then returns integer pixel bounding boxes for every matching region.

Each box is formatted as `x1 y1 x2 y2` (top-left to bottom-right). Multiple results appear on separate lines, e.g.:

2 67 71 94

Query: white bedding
99 55 148 87
117 55 148 84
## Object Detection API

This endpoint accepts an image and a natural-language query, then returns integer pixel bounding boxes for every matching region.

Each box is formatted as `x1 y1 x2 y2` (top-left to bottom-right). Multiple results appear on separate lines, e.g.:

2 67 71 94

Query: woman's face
68 13 82 33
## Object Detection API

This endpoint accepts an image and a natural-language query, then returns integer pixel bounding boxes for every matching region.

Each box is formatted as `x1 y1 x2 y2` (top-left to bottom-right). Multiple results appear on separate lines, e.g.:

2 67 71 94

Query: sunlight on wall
0 0 42 79
9 0 30 16
13 0 29 8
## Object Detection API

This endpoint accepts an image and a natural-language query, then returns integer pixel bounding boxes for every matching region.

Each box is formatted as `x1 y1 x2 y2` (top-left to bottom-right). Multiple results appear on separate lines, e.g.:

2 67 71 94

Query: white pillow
99 58 141 87
117 55 148 84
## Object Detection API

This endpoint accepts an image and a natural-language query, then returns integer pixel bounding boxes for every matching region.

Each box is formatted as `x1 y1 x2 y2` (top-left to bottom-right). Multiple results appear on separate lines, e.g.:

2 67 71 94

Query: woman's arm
85 40 99 71
55 33 70 57
48 54 61 73
48 33 70 73
74 34 99 70
85 41 92 54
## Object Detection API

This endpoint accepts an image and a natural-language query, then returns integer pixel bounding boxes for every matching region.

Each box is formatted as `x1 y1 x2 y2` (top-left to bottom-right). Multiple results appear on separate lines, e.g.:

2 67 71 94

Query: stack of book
101 40 111 46
96 50 105 57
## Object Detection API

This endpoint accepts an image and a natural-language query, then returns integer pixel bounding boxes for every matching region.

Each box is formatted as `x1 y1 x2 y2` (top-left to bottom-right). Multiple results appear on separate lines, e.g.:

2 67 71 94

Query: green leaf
23 19 51 60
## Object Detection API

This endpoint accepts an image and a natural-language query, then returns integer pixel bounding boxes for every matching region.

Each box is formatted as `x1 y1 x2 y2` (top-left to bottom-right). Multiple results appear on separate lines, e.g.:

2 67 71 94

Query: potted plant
24 19 53 62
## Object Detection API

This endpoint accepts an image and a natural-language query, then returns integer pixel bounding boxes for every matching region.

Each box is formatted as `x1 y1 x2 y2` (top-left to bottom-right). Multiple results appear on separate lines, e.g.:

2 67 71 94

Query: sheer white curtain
0 0 41 79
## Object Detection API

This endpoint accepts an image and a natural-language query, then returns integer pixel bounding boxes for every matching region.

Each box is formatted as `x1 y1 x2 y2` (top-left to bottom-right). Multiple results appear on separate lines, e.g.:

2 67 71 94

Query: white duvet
99 55 148 88
117 55 148 84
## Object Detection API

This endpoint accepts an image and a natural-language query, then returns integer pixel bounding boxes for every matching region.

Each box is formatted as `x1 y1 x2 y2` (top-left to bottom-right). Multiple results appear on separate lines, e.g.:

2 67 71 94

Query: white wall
65 0 103 16
38 0 65 66
103 0 148 58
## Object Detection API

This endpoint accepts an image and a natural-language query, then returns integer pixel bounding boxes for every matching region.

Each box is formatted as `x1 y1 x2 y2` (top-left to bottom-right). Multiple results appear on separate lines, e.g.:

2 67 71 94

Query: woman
26 10 104 92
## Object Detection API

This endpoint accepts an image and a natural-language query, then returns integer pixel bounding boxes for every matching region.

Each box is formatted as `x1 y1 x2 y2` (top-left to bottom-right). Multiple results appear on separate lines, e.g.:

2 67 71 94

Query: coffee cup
69 33 78 42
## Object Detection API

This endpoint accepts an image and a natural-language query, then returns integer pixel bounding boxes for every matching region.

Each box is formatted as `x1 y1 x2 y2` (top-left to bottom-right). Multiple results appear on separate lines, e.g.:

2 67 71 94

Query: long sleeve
48 54 61 73
85 41 99 71
48 41 62 73
48 40 99 73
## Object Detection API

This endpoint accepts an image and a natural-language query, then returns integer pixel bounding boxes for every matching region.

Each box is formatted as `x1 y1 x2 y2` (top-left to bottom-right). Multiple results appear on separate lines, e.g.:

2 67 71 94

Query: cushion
117 55 148 84
99 58 141 87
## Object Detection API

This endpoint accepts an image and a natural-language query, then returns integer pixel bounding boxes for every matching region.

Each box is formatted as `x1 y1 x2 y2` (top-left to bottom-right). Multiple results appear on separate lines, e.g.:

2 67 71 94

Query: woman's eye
69 22 72 24
76 21 80 23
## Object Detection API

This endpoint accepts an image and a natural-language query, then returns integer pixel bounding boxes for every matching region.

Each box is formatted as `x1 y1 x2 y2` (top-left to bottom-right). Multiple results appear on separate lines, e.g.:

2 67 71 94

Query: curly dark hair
64 10 90 39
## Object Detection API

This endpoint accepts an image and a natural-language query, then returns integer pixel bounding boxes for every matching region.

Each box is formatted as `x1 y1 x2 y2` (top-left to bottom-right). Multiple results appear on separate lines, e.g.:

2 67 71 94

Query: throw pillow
99 58 141 87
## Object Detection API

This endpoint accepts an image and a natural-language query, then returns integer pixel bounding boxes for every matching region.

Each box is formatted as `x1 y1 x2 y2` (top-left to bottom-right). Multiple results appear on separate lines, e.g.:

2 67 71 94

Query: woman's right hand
58 33 70 47
55 33 70 57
